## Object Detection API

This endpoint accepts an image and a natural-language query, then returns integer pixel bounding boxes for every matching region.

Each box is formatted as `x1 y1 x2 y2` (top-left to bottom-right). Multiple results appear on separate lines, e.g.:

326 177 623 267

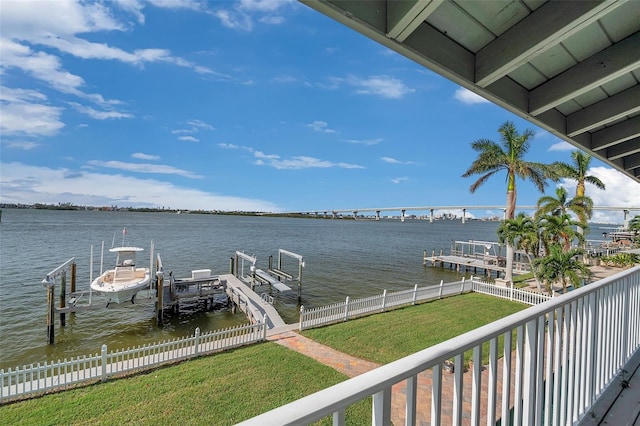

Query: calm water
0 209 609 370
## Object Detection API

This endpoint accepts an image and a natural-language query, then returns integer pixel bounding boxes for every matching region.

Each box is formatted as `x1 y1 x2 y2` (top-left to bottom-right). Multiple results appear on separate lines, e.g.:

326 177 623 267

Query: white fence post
381 289 387 312
510 282 514 301
263 314 269 340
412 284 418 305
101 344 107 383
344 296 350 321
299 305 305 331
460 277 465 294
439 280 444 298
194 327 200 357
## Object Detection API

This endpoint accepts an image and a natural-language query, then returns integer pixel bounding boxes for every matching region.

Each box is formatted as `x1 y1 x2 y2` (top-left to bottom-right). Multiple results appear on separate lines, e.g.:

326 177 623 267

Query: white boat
90 246 151 304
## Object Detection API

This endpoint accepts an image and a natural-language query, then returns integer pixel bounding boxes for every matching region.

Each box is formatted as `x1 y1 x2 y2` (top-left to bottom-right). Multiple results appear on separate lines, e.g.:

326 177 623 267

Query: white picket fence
471 277 553 305
299 279 473 330
0 321 266 403
299 277 552 330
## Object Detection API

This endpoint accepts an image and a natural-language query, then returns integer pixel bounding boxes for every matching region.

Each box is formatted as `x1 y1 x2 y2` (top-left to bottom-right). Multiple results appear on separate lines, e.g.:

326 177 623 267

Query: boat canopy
109 246 145 253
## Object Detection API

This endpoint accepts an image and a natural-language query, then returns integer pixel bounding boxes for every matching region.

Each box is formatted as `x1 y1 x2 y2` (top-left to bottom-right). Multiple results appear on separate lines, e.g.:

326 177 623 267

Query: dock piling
47 284 55 344
59 271 66 327
156 271 164 325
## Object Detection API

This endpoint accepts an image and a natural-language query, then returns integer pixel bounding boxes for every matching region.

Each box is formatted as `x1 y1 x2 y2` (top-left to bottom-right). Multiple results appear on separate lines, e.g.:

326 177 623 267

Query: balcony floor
581 349 640 425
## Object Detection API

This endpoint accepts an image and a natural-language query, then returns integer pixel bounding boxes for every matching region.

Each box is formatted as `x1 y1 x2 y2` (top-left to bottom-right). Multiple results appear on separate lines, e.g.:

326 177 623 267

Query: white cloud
548 141 575 151
178 136 199 142
213 0 293 31
172 119 215 135
148 0 203 11
0 87 64 136
307 120 335 133
453 87 489 104
186 119 214 130
218 143 240 149
382 156 414 165
348 75 414 99
2 141 41 150
219 144 363 170
132 152 160 160
70 102 133 120
86 160 203 179
391 176 408 184
0 162 280 211
256 155 364 170
344 138 382 146
0 0 218 94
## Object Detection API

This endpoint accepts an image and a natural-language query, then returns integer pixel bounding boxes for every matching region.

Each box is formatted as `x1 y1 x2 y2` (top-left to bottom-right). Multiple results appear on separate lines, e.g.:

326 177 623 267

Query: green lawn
0 344 370 426
1 293 526 425
302 293 526 364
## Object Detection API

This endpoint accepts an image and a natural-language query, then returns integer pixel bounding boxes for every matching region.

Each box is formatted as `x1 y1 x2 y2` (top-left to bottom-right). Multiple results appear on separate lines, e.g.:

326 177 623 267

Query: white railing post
439 280 444 298
412 284 418 305
460 277 465 294
299 305 305 331
194 327 200 357
101 344 107 383
372 387 391 426
381 289 387 312
344 296 350 321
510 282 514 301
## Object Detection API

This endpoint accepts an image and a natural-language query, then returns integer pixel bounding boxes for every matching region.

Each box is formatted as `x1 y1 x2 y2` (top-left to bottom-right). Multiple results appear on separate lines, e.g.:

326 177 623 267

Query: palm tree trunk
525 253 543 293
505 244 514 282
505 188 516 283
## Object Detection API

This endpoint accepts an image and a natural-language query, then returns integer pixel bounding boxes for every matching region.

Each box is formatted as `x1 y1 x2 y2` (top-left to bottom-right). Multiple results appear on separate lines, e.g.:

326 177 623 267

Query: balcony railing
238 266 640 425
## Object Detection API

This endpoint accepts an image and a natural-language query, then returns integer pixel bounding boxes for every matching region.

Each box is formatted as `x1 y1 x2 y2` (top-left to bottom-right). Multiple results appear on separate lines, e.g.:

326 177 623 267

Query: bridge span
286 205 640 226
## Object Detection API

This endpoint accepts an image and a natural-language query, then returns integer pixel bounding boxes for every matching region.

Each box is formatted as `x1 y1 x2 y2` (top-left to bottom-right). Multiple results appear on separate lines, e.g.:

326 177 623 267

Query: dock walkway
222 274 286 330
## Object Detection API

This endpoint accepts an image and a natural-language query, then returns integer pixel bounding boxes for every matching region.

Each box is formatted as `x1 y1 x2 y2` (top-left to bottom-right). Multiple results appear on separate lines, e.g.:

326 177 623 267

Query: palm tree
532 244 591 294
535 186 593 224
463 121 556 283
554 151 605 198
538 212 586 253
553 151 604 242
629 215 640 234
497 213 543 292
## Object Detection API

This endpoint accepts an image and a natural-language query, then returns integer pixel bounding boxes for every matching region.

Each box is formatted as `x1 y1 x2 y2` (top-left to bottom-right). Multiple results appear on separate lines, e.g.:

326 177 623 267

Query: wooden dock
223 274 286 329
423 240 530 278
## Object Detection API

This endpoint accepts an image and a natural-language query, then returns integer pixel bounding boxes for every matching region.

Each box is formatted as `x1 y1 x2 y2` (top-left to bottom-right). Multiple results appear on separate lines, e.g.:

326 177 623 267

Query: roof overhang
301 0 640 183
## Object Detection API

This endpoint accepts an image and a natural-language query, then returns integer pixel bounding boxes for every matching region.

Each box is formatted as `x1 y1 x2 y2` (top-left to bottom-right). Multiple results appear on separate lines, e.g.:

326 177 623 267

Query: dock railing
0 321 266 403
244 266 640 425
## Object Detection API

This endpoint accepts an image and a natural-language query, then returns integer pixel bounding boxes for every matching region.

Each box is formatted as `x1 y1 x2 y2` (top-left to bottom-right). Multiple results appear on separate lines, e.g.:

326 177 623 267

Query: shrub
600 253 640 268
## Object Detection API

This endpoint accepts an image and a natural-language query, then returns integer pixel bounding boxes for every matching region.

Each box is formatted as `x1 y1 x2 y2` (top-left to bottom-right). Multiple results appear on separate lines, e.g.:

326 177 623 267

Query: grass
1 293 526 424
302 293 526 365
0 344 370 426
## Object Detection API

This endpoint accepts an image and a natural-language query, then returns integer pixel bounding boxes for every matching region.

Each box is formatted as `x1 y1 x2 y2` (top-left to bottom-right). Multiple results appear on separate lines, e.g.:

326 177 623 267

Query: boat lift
232 249 305 302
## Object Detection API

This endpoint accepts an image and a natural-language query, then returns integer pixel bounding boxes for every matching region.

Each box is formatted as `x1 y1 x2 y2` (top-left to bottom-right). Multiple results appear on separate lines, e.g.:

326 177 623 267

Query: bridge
287 205 640 226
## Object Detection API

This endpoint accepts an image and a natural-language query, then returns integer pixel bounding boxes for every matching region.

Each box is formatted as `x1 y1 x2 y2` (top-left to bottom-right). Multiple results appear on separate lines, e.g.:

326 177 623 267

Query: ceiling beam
529 32 640 116
624 152 640 170
591 116 640 151
387 0 443 42
607 137 640 160
567 85 640 137
476 0 624 87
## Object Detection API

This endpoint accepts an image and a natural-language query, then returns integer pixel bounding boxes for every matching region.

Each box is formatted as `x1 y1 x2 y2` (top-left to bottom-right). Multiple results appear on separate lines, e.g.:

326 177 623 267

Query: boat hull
90 269 151 304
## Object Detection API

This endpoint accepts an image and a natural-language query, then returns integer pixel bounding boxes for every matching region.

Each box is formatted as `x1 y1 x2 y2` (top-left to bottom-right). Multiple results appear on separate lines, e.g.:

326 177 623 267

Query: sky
1 0 639 224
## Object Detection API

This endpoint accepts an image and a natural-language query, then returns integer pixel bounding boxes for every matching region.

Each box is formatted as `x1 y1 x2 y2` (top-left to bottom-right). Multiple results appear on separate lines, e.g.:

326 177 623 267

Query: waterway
0 208 611 370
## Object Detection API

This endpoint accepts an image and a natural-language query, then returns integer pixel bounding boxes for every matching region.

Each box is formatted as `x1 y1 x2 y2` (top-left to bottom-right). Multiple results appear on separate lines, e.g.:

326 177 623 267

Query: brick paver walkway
268 329 515 425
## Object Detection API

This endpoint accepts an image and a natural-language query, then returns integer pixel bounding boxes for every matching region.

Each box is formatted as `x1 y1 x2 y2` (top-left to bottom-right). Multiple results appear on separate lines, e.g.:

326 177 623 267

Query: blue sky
1 0 639 223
